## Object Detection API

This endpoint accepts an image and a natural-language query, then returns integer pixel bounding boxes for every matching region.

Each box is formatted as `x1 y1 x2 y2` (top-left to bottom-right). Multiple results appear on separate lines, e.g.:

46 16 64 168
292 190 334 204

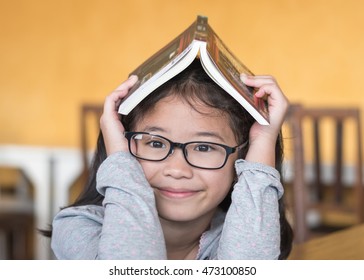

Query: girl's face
134 96 239 223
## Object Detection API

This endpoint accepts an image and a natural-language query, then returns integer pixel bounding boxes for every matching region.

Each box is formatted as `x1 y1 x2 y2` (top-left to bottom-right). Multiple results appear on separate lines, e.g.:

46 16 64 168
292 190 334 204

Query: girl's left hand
240 74 289 167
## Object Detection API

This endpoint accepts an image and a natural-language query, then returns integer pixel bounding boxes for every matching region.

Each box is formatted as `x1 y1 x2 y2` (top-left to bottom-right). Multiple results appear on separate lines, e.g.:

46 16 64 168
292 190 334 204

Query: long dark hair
44 59 293 259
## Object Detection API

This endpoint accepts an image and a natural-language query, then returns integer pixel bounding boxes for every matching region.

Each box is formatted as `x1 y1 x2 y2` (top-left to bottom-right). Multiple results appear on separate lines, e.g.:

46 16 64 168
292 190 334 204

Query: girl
50 59 293 259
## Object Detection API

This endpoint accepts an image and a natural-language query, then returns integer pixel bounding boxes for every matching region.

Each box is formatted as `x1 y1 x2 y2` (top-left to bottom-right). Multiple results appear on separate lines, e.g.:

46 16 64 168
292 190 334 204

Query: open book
117 15 269 125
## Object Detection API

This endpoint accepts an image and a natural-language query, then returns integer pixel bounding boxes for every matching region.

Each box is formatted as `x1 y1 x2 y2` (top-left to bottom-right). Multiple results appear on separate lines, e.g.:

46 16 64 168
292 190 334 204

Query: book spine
195 15 208 42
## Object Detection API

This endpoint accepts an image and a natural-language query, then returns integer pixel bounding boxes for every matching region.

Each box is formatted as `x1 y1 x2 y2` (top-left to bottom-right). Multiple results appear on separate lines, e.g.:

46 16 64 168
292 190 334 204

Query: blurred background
1 0 363 259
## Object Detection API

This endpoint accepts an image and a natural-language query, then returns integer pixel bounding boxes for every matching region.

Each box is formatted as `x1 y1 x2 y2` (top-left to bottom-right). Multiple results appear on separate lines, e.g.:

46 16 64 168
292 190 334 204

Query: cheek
207 164 236 195
224 155 238 181
137 160 157 182
219 159 237 192
213 171 235 190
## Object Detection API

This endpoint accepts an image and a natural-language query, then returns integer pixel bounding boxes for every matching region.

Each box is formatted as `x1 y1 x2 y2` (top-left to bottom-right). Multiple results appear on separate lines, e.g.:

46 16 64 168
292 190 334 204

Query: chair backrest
80 104 103 172
285 104 364 243
68 103 103 203
0 167 33 209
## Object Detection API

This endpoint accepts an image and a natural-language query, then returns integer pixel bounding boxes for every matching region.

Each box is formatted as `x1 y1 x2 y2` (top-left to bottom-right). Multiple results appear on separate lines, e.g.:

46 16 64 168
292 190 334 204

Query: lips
155 187 200 199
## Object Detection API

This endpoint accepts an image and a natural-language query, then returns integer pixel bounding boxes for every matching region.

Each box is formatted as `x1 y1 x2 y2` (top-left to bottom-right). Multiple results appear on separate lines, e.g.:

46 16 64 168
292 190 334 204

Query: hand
240 74 289 167
100 75 138 156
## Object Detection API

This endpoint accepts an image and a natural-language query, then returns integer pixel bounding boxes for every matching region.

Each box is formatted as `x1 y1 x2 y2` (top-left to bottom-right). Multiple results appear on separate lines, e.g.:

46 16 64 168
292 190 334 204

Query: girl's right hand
100 75 138 156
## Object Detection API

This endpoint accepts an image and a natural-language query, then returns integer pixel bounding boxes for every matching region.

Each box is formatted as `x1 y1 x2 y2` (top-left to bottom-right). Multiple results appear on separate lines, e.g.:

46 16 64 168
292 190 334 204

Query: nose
163 147 193 179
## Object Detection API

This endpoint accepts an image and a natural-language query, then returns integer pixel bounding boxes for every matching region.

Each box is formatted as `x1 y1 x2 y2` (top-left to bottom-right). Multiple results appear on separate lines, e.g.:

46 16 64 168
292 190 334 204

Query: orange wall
1 0 364 147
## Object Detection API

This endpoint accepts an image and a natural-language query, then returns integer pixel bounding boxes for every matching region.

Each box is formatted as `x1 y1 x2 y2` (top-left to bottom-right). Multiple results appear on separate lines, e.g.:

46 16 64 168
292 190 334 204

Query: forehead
135 96 237 143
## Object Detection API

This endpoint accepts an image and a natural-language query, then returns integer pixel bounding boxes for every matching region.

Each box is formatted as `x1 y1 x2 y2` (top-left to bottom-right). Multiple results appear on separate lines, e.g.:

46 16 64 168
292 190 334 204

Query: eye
194 143 214 152
146 140 166 149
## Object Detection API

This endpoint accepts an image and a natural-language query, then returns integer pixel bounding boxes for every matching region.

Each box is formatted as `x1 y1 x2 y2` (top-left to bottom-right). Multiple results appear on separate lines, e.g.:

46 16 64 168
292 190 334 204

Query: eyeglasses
124 131 248 170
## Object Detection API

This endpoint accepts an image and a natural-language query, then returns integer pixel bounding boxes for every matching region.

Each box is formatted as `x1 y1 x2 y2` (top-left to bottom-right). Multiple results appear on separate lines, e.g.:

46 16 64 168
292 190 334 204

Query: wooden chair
284 104 364 243
0 167 34 259
69 103 103 203
80 104 103 173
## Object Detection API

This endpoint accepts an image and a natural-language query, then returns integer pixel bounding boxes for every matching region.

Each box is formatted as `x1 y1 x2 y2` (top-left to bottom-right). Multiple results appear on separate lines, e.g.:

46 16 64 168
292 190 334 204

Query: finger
254 84 276 98
240 74 286 103
103 93 121 119
113 75 139 96
254 84 288 106
104 75 139 115
240 74 277 88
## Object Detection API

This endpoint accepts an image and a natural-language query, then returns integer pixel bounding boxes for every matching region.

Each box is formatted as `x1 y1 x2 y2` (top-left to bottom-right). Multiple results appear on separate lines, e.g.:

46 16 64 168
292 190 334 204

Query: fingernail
240 73 247 81
128 75 138 81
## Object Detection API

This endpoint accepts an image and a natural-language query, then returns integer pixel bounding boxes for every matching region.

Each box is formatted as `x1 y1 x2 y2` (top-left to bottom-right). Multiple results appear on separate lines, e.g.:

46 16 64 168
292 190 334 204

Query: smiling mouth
155 187 200 199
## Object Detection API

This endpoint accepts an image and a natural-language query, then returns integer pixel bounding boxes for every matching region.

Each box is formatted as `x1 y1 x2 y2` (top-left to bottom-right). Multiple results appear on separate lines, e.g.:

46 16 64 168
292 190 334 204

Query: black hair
43 59 293 259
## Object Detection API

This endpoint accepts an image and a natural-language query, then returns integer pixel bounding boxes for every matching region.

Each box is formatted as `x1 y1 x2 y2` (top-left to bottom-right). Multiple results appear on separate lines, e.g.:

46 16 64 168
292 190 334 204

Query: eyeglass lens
129 133 229 169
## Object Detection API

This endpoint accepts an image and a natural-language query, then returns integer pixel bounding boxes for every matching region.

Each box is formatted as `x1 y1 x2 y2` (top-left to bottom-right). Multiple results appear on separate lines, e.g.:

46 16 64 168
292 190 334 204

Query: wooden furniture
0 167 34 259
69 104 103 203
80 104 103 175
289 223 364 259
0 145 83 259
285 104 364 243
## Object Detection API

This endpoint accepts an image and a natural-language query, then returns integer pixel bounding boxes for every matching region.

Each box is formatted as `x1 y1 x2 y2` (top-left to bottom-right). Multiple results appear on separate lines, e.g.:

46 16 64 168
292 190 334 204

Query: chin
158 208 198 223
156 203 216 224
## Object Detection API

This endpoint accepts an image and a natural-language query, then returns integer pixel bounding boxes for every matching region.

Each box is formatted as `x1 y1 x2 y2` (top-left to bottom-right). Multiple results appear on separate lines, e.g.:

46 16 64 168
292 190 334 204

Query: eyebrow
142 126 167 134
141 126 226 143
193 131 226 142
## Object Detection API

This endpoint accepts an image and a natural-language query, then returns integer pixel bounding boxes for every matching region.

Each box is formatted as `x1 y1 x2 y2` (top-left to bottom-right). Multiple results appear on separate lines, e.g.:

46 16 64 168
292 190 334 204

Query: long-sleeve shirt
51 151 283 259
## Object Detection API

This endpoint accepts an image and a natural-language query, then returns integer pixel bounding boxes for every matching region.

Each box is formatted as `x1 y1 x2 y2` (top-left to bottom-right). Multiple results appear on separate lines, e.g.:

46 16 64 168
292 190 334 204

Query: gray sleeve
52 152 166 259
217 159 283 260
51 205 104 259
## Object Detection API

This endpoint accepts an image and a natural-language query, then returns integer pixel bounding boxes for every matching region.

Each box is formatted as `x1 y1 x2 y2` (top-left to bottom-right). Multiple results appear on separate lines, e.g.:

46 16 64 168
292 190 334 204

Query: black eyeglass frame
124 131 248 170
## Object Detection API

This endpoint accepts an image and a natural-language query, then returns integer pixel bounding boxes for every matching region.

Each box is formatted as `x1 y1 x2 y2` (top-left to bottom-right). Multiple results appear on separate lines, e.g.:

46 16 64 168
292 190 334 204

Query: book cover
117 15 269 125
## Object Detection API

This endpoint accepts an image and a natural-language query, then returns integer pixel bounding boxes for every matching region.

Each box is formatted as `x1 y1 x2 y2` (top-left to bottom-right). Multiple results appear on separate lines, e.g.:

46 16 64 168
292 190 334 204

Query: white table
0 145 83 259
